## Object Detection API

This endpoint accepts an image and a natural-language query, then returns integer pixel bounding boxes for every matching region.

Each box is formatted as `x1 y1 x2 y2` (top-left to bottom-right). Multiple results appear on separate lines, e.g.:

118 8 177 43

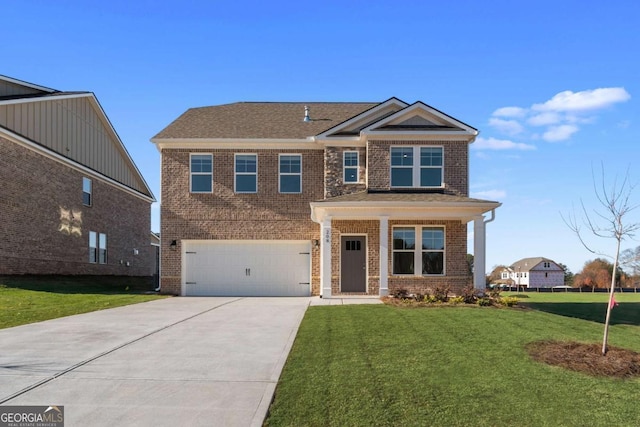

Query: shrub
391 288 409 299
449 296 464 305
460 285 480 304
432 286 450 303
477 297 492 306
499 296 519 307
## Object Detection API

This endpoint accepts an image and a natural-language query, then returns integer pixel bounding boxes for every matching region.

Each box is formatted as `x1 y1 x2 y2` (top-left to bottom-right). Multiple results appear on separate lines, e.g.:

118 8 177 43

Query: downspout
484 208 496 224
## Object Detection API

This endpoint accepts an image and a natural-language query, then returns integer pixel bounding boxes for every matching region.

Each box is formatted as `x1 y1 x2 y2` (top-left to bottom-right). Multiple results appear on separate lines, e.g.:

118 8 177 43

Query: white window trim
89 231 97 264
279 154 302 194
99 233 107 264
189 153 213 194
390 146 444 189
83 177 92 206
392 225 446 276
234 153 258 194
343 150 360 184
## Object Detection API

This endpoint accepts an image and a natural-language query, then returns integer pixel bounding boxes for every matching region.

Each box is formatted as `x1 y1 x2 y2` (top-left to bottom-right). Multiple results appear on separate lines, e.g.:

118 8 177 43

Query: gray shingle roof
510 257 558 272
152 102 379 140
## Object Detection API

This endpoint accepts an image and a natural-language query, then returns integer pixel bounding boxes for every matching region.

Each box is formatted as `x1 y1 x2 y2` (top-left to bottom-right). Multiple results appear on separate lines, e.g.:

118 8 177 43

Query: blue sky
4 0 639 274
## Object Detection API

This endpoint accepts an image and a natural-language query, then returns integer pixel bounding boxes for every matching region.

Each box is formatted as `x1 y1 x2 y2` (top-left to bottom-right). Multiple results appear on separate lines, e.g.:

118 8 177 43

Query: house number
324 228 331 244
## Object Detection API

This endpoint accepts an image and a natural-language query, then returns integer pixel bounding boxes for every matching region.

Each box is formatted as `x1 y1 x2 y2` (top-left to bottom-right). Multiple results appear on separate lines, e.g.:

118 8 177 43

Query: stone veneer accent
324 147 367 198
0 135 152 276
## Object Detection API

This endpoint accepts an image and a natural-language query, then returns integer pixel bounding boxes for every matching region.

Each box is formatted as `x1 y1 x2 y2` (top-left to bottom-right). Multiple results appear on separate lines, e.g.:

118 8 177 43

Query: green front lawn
0 276 166 329
266 303 640 427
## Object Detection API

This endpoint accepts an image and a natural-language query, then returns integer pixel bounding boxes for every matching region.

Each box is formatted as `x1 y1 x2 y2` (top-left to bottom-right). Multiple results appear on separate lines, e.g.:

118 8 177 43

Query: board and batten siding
0 96 148 194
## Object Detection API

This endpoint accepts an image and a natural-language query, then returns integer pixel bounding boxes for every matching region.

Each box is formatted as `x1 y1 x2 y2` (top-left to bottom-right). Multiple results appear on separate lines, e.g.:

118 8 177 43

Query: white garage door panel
184 241 311 296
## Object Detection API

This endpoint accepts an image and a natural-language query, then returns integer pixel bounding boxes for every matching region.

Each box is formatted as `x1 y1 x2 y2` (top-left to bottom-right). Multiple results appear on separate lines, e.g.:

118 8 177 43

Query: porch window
280 154 302 193
343 151 359 183
392 227 415 274
392 226 445 275
190 154 213 193
235 154 257 193
390 146 443 188
422 227 444 274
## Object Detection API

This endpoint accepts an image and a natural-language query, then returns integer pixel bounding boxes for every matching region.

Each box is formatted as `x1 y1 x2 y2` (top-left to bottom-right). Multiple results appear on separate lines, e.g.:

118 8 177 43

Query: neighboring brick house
153 98 500 297
500 257 565 288
0 75 155 276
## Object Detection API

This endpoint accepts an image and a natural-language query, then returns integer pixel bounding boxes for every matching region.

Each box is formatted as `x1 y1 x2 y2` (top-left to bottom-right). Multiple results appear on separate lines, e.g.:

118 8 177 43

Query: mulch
526 340 640 379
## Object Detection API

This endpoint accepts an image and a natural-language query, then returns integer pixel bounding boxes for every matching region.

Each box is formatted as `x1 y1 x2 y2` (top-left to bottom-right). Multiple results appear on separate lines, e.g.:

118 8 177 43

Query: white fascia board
362 131 475 141
312 137 366 147
151 138 323 151
310 201 501 223
0 75 57 93
0 127 155 203
361 102 479 135
315 98 409 139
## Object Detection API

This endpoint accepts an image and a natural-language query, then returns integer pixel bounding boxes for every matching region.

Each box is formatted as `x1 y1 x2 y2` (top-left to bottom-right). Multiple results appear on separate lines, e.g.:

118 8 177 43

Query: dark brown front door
341 236 366 292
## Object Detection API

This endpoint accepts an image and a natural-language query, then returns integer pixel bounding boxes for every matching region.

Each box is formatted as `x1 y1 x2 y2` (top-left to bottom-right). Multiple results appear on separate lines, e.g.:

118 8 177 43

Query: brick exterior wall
160 148 324 295
387 219 470 295
324 147 367 198
367 140 469 196
0 136 152 276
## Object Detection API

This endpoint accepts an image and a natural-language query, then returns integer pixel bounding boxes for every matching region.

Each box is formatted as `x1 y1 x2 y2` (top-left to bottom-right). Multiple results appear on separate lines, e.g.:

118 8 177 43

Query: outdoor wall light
313 239 320 249
169 240 177 251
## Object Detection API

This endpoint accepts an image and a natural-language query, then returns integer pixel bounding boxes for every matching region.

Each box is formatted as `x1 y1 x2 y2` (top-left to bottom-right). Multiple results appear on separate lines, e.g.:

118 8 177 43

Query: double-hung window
392 226 445 275
421 227 444 275
343 151 359 183
235 154 257 193
279 154 302 193
390 146 443 188
83 177 92 206
89 232 107 264
190 154 213 193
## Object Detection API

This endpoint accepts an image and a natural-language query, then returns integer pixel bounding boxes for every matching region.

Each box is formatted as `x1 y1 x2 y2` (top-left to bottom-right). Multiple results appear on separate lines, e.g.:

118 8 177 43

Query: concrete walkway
0 297 310 427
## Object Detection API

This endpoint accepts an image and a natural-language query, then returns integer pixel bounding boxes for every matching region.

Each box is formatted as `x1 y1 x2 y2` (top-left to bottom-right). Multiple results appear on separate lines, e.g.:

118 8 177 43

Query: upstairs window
235 154 257 193
190 154 213 193
83 177 92 206
390 146 443 188
343 151 359 183
280 154 302 193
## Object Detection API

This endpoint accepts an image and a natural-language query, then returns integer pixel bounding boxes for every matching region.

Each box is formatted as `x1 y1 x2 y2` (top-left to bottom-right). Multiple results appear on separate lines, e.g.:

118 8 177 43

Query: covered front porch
310 192 500 298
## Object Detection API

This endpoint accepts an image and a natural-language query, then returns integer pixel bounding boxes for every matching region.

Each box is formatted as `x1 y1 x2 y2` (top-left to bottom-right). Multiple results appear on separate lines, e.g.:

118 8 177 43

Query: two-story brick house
0 75 155 276
153 98 500 297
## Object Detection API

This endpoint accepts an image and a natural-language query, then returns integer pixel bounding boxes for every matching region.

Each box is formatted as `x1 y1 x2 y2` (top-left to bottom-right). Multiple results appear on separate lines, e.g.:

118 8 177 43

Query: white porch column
473 215 486 291
379 216 389 296
320 216 332 298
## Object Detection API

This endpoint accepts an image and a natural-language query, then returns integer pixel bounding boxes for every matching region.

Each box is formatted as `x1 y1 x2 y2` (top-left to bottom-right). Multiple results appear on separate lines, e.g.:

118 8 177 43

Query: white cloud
473 137 536 151
532 87 630 113
527 112 561 126
487 87 630 144
488 117 524 135
542 124 579 141
492 106 527 118
472 189 506 200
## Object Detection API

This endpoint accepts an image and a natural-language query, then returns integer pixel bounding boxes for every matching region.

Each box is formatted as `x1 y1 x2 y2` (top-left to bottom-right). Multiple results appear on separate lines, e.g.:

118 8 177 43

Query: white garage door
183 240 311 297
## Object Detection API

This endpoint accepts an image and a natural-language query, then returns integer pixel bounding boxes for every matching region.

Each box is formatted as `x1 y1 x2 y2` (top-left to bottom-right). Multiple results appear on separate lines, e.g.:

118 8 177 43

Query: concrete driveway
0 297 310 426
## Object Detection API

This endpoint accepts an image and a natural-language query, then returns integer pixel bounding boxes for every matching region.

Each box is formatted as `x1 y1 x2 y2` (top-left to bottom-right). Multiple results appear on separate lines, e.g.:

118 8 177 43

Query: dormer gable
362 102 478 141
315 97 408 140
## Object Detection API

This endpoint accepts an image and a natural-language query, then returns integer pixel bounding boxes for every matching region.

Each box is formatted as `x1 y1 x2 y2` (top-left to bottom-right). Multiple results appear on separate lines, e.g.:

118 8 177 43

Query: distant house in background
501 257 564 288
0 75 155 276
